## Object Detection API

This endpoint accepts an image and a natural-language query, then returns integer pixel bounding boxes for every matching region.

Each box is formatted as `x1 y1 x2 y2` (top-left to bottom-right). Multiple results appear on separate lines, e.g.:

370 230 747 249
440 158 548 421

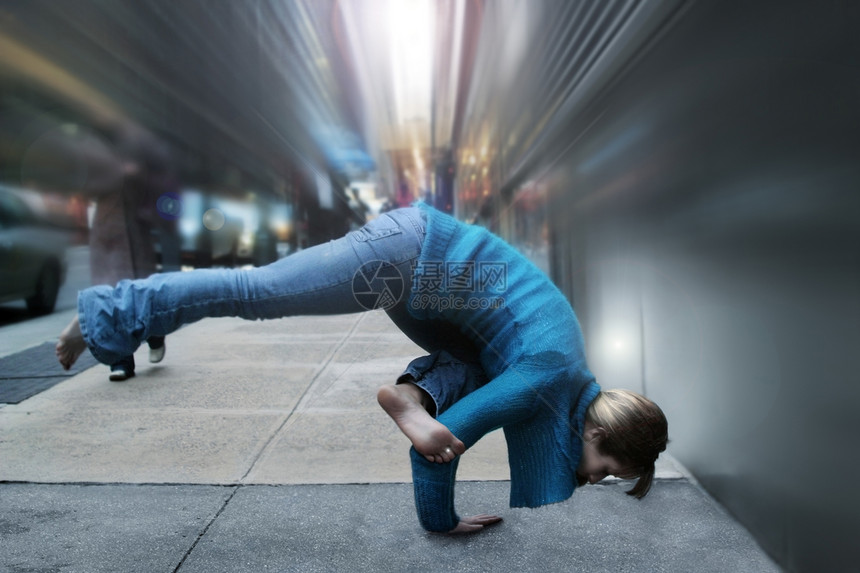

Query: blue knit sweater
407 204 601 532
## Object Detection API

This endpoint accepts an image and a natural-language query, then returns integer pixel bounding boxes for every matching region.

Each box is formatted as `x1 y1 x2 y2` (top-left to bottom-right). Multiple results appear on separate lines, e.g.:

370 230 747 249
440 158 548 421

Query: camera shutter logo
352 260 404 310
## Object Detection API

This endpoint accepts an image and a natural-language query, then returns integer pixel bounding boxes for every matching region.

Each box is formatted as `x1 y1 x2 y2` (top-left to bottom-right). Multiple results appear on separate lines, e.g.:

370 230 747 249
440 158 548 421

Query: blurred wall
543 2 859 572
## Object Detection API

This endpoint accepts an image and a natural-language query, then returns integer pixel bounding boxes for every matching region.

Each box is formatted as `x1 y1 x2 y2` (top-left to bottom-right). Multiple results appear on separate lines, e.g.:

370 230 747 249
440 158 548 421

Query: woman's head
579 389 668 498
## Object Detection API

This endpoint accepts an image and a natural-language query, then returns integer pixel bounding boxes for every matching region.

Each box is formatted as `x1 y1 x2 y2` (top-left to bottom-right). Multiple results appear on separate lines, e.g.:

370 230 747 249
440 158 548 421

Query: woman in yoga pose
57 203 667 533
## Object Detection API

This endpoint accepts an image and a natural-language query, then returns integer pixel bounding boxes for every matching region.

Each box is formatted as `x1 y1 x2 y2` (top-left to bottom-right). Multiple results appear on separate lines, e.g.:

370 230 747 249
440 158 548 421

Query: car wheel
26 261 60 315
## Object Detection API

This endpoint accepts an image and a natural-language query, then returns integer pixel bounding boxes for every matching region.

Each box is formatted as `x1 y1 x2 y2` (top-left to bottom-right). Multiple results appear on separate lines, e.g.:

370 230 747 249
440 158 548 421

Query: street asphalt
0 260 782 572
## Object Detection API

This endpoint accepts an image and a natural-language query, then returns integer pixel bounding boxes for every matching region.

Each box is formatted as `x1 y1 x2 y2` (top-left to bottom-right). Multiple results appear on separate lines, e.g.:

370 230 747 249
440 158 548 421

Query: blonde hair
585 389 668 499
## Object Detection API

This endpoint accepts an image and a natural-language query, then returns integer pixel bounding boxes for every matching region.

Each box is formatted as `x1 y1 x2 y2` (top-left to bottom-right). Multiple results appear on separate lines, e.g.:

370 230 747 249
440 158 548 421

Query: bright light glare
202 208 226 231
388 0 434 126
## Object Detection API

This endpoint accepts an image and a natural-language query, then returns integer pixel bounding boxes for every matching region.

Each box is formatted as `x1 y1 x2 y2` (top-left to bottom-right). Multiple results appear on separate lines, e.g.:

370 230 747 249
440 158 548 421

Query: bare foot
377 384 466 464
56 315 87 370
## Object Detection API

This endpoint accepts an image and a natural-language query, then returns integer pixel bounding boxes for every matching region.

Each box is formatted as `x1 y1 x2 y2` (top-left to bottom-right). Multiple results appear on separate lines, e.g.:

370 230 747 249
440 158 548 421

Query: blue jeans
397 350 488 417
78 208 431 366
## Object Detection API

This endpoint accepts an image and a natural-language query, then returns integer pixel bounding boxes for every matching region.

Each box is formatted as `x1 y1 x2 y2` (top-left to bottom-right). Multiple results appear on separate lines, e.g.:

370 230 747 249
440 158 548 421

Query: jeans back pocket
352 223 404 242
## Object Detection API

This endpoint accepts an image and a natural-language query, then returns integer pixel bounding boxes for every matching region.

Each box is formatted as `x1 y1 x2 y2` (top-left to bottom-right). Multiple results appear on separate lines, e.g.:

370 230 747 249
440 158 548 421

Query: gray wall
544 2 859 572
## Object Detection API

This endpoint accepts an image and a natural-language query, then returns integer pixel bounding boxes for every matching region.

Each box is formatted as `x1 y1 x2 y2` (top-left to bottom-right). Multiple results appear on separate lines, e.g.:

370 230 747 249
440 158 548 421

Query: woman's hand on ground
448 514 503 534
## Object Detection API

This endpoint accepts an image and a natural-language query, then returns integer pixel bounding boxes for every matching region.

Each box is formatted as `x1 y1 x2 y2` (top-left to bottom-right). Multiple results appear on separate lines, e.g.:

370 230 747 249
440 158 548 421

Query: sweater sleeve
409 366 544 531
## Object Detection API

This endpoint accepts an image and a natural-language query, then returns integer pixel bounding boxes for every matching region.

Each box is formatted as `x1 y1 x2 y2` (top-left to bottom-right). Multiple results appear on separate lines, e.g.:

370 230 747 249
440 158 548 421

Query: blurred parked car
0 185 69 314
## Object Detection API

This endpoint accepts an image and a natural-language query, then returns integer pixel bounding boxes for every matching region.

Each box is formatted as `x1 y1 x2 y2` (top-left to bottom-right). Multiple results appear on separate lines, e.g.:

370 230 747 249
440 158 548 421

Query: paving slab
246 410 510 484
0 481 780 573
0 316 333 484
10 356 316 413
0 405 285 483
246 315 511 484
176 481 781 573
0 483 232 573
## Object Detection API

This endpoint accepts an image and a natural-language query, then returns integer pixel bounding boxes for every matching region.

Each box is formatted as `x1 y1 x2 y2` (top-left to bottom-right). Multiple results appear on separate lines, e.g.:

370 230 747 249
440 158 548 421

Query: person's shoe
109 366 135 382
149 344 165 364
148 337 166 364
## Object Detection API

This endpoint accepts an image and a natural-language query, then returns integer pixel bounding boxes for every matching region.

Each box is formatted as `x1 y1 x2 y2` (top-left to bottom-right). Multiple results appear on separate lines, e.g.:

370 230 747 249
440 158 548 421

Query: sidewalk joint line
172 484 240 573
237 314 366 483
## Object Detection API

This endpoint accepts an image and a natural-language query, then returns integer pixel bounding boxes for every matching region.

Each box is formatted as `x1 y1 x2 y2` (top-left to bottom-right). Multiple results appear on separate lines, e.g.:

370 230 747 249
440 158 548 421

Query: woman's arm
410 367 544 532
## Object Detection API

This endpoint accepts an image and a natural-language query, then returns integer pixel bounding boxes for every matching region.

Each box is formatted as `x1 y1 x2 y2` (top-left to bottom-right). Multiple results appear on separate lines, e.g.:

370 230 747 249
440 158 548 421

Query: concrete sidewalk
0 310 782 572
